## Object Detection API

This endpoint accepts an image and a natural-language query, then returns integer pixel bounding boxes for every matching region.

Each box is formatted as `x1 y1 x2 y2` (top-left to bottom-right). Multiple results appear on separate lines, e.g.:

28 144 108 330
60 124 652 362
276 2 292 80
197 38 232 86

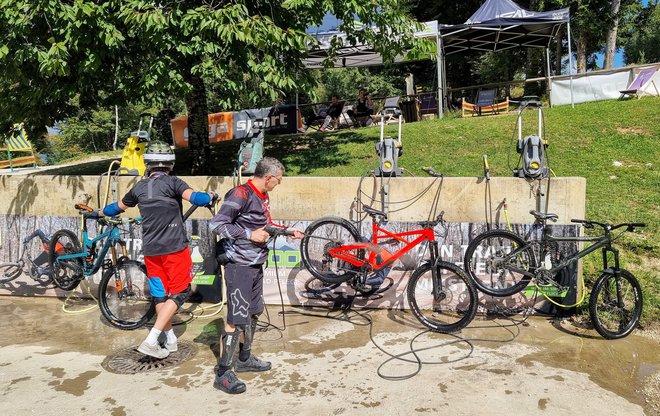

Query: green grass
46 97 660 327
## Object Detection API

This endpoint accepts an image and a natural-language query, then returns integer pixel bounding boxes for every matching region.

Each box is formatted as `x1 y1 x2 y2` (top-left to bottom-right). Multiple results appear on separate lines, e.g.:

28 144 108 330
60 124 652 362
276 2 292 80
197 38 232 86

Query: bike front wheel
300 217 364 284
464 230 534 297
48 229 84 291
407 261 478 333
589 269 643 339
99 260 155 330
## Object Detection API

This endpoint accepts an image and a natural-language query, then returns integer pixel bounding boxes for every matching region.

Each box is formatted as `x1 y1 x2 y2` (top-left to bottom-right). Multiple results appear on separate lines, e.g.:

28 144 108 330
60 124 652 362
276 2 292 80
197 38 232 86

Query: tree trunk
184 71 210 175
576 33 588 74
112 105 119 151
603 0 621 69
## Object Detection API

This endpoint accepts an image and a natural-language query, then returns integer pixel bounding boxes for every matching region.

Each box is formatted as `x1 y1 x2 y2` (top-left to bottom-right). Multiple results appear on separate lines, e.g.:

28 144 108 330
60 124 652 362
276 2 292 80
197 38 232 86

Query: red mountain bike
300 205 478 333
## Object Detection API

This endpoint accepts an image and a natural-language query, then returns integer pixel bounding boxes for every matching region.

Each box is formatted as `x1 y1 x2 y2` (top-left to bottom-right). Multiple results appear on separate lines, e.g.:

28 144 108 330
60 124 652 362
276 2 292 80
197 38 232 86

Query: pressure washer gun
182 192 221 220
421 166 443 177
264 225 296 237
483 154 490 181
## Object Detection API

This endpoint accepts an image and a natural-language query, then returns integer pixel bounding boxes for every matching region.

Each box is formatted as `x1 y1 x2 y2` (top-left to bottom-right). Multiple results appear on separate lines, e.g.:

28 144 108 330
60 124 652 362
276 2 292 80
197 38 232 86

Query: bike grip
75 203 94 212
570 219 587 223
630 223 647 227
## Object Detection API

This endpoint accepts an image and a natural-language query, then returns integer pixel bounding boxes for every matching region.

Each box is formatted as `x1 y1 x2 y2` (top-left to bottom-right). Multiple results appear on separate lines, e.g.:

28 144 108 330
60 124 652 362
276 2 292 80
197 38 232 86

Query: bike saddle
363 205 387 218
529 210 558 222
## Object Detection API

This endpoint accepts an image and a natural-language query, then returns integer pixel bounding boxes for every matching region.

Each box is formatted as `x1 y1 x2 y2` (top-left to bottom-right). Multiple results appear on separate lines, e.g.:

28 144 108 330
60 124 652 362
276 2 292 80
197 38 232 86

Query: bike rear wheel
99 260 155 330
464 230 534 297
300 217 364 284
0 262 22 283
407 261 478 333
48 229 84 291
589 269 643 339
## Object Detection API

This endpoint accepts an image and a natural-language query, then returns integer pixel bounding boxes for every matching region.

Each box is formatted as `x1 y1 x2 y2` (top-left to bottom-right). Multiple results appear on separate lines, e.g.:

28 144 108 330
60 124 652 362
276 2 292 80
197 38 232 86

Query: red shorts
144 246 193 296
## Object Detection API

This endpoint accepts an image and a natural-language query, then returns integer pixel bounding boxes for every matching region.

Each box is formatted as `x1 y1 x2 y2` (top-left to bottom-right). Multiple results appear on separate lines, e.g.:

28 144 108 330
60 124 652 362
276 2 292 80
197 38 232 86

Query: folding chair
306 100 346 132
0 123 38 172
620 68 659 99
462 89 509 117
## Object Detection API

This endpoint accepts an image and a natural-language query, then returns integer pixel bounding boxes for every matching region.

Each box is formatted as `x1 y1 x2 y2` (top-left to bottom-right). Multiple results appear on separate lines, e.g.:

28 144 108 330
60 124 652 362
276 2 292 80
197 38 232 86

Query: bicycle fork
602 244 624 307
110 241 129 295
428 243 446 309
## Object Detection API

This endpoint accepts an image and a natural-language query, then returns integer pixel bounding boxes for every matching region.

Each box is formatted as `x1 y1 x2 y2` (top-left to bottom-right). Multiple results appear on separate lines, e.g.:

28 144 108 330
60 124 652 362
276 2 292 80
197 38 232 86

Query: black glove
86 210 101 219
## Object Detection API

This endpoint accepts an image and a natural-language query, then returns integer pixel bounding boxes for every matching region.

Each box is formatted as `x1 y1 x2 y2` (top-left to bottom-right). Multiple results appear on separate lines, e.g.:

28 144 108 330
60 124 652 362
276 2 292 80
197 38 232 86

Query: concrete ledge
0 175 585 224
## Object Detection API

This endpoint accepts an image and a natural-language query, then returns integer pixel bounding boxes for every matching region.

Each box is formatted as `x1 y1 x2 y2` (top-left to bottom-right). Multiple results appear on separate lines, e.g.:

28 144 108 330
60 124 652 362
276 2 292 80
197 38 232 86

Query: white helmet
143 141 175 169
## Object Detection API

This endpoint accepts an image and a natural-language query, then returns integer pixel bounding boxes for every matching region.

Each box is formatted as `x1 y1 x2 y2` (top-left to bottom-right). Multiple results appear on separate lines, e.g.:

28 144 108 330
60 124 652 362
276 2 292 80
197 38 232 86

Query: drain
102 341 197 374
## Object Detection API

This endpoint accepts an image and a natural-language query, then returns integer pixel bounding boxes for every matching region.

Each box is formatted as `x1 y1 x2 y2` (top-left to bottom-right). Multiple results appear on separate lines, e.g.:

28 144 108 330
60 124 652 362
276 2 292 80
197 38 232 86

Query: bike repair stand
373 115 404 216
511 96 550 214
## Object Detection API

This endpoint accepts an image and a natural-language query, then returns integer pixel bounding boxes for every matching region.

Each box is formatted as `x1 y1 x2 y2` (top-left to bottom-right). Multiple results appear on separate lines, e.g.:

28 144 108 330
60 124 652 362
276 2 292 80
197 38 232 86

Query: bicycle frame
328 221 436 271
56 220 127 276
503 231 615 279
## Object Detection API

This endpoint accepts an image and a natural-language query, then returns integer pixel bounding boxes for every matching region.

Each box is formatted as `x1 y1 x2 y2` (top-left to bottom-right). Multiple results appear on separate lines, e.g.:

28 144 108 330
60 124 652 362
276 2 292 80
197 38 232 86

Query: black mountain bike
463 210 646 339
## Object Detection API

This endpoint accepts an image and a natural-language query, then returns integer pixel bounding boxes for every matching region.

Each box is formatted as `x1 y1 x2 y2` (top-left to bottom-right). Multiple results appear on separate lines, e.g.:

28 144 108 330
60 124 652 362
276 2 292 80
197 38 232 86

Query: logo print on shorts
231 289 249 318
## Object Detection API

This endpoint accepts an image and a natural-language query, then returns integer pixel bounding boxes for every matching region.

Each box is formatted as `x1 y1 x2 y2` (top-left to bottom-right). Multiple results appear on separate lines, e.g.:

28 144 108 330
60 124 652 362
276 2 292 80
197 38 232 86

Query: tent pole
437 32 444 118
567 21 575 108
546 48 552 106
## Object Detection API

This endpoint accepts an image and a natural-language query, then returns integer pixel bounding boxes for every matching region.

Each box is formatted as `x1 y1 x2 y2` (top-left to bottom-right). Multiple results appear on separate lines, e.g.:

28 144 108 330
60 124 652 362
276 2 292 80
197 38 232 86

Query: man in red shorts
100 141 216 359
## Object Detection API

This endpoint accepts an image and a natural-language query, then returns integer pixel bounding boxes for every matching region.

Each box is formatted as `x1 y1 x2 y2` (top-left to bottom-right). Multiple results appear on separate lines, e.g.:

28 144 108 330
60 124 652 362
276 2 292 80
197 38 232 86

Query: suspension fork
429 242 444 302
109 239 128 293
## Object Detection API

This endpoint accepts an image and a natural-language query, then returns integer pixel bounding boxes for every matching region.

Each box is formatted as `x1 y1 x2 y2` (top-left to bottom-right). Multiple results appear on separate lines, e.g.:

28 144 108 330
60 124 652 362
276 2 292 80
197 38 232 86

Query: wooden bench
0 155 37 170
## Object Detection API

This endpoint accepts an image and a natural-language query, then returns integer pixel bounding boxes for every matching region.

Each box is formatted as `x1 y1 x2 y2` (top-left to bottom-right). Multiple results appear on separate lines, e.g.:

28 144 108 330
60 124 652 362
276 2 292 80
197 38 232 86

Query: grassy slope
53 97 660 325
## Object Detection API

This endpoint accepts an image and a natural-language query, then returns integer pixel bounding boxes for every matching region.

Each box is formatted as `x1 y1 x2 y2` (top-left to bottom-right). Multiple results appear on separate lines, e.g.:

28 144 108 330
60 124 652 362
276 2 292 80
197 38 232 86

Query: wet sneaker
214 370 246 394
164 340 178 353
137 341 169 359
236 354 272 372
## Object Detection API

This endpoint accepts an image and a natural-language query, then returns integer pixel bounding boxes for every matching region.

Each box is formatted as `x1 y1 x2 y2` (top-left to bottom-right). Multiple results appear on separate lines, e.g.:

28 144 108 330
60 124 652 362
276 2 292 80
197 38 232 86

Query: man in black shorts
209 157 303 394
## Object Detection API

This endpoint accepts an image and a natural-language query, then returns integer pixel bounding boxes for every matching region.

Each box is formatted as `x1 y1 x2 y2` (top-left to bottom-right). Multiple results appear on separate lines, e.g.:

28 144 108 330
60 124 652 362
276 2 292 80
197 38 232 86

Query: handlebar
418 211 445 229
571 219 647 232
265 225 296 237
421 166 443 177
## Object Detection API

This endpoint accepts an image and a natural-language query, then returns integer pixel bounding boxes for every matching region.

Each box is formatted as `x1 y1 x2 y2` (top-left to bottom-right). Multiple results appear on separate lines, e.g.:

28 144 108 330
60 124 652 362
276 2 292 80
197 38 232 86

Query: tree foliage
0 1 420 172
620 1 660 64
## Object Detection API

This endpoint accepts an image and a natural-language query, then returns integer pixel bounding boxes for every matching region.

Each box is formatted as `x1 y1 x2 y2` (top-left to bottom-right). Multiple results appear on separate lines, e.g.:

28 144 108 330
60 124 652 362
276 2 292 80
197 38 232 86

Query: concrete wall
0 174 585 224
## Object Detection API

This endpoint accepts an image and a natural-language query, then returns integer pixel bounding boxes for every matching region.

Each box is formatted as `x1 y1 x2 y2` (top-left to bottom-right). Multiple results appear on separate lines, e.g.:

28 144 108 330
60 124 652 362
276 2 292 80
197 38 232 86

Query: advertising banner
171 112 234 149
0 214 578 315
173 106 303 147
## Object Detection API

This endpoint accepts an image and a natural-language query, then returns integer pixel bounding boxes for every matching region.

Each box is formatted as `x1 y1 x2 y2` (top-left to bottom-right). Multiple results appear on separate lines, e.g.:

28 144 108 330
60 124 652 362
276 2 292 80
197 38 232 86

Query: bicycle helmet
143 140 175 169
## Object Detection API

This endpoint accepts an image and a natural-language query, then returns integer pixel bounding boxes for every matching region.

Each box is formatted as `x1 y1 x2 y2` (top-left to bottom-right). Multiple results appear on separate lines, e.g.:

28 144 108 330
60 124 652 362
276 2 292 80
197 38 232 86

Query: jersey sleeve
209 187 251 240
121 187 138 208
171 176 192 196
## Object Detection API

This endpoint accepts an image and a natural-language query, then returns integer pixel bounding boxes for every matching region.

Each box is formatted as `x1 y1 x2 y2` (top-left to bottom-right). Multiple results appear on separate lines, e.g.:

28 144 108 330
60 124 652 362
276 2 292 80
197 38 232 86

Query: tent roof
438 0 569 55
303 22 437 69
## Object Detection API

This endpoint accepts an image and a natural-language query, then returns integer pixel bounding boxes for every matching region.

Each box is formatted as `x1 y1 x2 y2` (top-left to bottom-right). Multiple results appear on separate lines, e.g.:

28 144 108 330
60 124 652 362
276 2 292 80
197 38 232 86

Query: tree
619 1 660 64
603 0 622 69
0 1 420 173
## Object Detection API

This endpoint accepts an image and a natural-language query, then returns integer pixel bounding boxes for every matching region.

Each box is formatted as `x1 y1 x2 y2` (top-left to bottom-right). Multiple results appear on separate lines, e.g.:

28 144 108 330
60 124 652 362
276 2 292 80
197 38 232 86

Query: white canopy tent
303 0 574 118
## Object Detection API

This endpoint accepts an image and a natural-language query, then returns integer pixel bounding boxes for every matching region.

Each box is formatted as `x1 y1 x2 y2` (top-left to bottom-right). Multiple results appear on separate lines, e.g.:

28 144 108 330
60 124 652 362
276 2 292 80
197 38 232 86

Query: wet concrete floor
0 296 658 415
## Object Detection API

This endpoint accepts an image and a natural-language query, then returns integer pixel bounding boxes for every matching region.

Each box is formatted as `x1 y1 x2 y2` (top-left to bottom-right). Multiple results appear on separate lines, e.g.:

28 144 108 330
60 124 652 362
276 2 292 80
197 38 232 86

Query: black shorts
224 263 264 326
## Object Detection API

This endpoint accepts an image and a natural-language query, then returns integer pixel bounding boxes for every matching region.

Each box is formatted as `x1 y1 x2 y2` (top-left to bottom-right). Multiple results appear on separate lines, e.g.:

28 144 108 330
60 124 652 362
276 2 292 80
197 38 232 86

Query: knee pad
170 286 192 308
153 296 168 305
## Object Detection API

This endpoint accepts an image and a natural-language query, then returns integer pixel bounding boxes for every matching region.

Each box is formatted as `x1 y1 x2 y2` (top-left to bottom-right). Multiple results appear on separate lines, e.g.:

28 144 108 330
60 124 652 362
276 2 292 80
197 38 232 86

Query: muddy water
1 296 658 415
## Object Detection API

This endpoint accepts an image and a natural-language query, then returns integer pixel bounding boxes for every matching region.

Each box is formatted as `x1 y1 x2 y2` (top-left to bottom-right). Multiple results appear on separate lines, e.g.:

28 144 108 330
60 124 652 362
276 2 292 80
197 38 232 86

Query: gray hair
254 156 285 178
